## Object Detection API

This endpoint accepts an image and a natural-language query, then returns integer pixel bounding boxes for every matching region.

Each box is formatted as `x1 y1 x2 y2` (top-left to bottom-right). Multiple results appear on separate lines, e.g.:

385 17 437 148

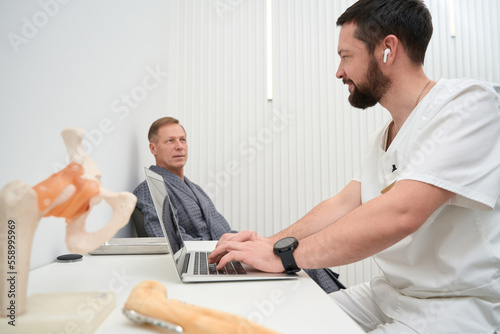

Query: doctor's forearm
294 201 416 268
294 180 454 269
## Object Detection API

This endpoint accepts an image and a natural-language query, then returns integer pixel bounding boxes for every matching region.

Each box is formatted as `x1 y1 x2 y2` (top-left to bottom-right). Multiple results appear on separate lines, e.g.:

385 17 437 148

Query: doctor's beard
346 56 391 109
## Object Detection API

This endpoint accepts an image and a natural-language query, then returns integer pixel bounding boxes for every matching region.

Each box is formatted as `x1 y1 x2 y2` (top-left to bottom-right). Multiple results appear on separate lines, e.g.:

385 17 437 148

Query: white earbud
383 48 391 63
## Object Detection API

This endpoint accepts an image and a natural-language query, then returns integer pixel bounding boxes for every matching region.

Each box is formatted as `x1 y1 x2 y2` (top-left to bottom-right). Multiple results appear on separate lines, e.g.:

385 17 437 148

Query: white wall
1 0 499 287
0 0 171 269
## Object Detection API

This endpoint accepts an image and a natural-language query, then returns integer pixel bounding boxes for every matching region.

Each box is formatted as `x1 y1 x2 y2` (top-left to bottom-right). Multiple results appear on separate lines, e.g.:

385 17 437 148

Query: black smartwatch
273 237 300 274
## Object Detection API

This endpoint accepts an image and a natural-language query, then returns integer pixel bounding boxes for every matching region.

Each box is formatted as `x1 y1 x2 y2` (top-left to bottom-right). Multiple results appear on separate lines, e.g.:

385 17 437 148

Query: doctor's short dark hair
336 0 433 65
148 117 186 143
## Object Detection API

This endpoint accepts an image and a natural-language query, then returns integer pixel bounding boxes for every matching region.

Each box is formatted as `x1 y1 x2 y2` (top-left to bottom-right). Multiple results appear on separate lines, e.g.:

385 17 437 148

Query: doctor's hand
208 231 284 273
215 230 273 246
211 230 273 262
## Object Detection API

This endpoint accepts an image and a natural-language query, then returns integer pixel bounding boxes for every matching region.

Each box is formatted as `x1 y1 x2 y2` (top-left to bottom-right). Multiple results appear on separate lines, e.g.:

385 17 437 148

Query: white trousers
330 282 499 334
329 282 417 334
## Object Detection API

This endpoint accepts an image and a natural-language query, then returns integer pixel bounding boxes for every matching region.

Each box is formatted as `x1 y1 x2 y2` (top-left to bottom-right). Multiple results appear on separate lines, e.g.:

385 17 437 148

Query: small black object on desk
56 254 83 263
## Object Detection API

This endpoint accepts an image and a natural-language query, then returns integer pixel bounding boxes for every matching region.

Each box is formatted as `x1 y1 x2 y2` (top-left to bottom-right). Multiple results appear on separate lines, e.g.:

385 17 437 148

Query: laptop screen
144 168 187 272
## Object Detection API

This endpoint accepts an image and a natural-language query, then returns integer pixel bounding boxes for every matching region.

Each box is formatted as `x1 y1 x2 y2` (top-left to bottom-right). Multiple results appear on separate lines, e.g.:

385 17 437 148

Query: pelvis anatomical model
0 128 137 316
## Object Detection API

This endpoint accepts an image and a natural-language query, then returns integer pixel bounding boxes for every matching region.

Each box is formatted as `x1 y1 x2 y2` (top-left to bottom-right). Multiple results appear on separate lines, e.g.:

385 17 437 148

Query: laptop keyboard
193 252 247 275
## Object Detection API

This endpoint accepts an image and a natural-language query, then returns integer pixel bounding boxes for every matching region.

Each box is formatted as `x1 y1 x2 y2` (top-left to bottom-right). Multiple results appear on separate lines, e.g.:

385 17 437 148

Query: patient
134 117 345 293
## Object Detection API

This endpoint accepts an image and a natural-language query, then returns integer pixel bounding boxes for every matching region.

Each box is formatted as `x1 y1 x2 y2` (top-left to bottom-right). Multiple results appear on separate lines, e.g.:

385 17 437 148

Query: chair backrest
130 207 148 237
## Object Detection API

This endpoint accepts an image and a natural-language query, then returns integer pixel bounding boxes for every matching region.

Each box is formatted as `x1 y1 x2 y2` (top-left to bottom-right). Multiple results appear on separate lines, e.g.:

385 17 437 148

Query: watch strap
279 250 300 274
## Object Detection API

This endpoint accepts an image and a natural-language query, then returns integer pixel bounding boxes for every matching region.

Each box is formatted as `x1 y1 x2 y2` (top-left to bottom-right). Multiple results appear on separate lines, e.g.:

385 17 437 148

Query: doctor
209 0 500 332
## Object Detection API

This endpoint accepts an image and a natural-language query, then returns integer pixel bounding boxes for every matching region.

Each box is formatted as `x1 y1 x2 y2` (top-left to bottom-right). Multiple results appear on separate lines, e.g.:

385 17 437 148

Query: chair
130 207 148 237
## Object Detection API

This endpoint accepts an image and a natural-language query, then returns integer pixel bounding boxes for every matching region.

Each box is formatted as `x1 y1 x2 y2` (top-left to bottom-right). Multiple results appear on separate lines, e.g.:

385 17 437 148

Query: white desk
26 241 363 333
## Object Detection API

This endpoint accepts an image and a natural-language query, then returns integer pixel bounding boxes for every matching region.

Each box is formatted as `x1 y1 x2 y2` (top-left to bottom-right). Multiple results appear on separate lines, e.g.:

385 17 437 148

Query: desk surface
27 241 363 333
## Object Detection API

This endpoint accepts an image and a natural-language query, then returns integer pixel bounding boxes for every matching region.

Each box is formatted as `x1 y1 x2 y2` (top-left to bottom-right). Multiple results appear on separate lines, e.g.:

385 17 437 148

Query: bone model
124 280 279 334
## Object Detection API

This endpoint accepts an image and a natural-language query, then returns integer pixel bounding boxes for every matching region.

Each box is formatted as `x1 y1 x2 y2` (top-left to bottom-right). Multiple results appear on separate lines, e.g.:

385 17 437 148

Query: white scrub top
357 78 500 333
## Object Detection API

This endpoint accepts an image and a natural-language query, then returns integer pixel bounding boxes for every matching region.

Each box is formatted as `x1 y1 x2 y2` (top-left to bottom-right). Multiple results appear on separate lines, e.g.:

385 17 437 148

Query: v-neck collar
149 165 199 203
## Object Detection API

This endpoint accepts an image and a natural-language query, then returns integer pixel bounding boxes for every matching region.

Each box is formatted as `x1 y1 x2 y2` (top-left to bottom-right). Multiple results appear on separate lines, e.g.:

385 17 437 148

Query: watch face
275 237 296 249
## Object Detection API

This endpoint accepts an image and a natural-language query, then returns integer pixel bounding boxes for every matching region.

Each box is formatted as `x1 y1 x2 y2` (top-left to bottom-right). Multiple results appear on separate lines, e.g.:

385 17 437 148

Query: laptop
89 237 169 255
144 167 298 283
